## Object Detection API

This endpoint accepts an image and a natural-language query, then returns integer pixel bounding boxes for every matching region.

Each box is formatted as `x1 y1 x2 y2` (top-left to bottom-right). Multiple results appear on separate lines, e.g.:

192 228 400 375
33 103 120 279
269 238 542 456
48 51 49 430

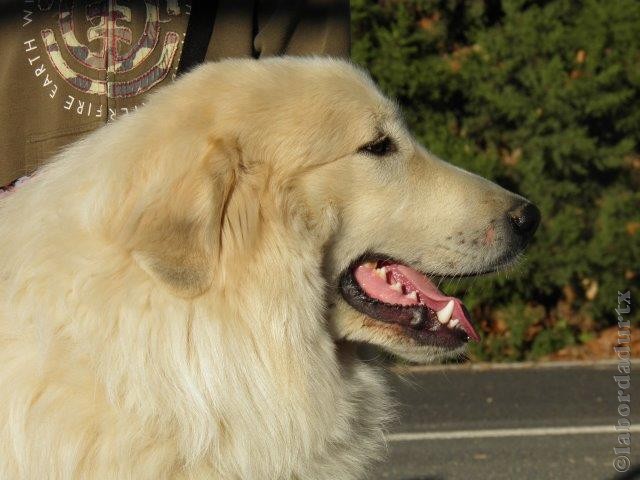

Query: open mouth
339 257 480 349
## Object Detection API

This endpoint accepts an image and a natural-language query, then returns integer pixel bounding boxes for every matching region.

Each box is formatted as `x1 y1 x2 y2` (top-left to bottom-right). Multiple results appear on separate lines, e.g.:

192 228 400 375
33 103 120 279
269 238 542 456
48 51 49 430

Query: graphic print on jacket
21 1 191 120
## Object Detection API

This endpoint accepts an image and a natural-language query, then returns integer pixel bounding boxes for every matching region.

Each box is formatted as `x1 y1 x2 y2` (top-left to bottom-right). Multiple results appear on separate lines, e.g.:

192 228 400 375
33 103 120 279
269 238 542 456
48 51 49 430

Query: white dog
0 57 539 479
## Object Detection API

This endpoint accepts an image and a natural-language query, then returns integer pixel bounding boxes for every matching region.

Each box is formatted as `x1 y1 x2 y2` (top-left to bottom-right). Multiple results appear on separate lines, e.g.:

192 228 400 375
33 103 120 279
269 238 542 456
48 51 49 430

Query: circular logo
22 0 189 119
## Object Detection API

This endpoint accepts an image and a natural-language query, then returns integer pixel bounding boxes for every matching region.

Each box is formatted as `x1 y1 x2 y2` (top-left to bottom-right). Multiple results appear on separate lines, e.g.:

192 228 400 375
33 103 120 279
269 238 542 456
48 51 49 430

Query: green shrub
351 0 640 361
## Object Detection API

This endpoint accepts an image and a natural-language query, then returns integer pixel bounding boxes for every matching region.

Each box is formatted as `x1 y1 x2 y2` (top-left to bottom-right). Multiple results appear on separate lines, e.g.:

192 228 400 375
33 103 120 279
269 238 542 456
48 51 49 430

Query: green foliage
352 0 640 360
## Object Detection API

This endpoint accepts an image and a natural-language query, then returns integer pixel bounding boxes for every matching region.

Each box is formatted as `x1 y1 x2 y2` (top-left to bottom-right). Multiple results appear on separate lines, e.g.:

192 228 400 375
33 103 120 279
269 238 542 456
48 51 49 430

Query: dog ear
127 138 241 299
132 219 216 299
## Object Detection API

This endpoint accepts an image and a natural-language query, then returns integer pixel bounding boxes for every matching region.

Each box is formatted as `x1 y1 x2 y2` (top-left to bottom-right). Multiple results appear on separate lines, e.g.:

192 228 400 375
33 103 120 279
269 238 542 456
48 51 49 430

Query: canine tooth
390 282 403 293
448 318 460 329
437 300 455 324
375 267 387 280
364 261 376 269
405 291 418 301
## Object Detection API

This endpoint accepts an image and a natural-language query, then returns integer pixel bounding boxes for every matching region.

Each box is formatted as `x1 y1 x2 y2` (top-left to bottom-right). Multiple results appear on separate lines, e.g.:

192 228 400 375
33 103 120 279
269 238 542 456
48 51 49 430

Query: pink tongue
353 263 480 341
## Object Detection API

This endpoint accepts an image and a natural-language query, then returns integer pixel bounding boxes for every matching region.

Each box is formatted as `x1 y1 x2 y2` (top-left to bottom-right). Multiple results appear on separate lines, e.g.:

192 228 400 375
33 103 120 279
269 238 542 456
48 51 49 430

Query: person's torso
0 1 192 183
0 0 351 185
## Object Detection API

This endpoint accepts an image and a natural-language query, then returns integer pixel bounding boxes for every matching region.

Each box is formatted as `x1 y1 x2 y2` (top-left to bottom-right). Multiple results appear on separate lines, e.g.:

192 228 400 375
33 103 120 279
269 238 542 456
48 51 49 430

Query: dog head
106 57 539 363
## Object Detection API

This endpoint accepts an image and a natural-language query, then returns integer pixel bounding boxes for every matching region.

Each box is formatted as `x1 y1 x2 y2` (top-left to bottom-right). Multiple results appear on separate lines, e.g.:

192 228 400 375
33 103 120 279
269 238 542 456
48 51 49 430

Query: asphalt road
375 361 640 480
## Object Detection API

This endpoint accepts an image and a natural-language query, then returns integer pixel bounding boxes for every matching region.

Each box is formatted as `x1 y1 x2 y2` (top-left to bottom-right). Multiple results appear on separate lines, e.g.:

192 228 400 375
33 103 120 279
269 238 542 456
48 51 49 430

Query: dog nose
507 202 541 239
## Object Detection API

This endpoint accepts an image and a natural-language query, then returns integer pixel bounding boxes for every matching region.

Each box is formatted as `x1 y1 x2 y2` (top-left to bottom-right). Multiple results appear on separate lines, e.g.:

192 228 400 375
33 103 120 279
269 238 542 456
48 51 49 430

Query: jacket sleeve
206 0 350 61
254 0 351 58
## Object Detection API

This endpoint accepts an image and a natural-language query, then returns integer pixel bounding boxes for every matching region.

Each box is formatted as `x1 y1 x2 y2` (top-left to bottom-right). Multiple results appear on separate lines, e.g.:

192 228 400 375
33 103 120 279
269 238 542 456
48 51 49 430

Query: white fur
0 57 522 479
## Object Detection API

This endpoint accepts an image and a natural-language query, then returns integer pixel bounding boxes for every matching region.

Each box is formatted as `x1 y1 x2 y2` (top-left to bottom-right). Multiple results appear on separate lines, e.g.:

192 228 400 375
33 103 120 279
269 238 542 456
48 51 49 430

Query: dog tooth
448 318 460 329
364 261 376 269
390 282 403 293
437 300 455 324
375 267 387 280
405 291 418 301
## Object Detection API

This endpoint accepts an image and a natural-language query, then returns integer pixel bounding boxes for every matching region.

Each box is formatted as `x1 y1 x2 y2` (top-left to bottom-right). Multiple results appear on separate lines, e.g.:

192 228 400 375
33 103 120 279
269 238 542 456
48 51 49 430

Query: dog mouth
339 257 480 349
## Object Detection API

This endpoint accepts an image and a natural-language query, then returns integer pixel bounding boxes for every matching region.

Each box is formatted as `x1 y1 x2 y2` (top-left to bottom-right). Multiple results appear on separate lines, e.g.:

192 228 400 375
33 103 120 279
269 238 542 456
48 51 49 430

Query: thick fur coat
0 58 533 479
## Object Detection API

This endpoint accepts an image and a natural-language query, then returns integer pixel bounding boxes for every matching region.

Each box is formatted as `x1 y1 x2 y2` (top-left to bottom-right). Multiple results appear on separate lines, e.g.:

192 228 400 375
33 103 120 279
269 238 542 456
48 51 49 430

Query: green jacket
0 0 350 185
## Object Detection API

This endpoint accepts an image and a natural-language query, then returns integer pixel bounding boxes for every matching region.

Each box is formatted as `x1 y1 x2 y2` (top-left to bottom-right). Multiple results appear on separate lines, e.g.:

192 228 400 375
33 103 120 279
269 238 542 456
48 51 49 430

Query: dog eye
358 136 397 157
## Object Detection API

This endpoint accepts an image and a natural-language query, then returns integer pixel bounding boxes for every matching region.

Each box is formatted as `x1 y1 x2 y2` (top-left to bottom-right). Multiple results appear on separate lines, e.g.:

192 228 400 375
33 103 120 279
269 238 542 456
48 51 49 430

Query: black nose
507 202 541 239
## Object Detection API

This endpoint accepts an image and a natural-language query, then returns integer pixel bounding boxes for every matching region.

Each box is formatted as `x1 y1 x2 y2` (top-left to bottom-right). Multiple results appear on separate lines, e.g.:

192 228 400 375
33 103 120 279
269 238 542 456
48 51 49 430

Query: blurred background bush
351 0 640 361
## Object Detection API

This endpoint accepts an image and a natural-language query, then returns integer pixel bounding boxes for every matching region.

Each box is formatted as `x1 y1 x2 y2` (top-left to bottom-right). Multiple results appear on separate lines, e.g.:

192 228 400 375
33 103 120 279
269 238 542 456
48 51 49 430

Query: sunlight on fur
0 57 534 479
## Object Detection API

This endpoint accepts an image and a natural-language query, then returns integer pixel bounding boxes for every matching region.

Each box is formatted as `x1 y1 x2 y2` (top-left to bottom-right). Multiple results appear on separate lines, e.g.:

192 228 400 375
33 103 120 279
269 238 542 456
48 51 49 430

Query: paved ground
375 361 640 480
